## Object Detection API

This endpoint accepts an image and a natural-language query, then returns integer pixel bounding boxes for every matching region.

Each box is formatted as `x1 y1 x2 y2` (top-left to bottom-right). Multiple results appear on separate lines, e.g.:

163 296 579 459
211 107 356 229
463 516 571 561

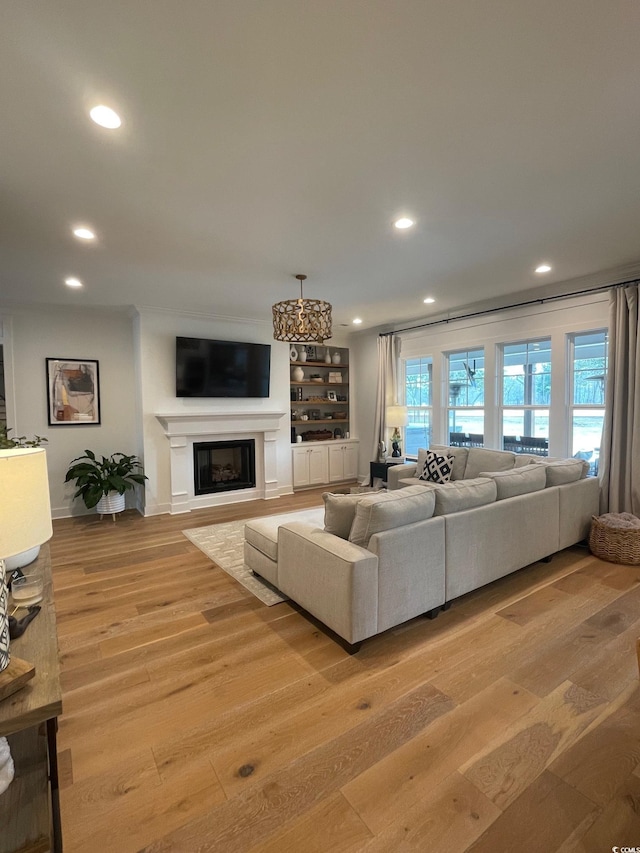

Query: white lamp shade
386 405 408 427
0 448 53 559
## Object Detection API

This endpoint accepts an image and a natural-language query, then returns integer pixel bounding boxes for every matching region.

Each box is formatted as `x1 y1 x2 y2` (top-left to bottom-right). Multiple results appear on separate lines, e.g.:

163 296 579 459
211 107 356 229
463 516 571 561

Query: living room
1 3 640 852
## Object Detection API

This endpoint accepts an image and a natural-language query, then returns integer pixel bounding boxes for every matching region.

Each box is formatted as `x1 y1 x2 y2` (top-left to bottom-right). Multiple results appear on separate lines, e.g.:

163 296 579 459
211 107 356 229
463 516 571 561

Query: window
405 357 432 456
447 348 484 446
570 330 607 475
500 339 551 455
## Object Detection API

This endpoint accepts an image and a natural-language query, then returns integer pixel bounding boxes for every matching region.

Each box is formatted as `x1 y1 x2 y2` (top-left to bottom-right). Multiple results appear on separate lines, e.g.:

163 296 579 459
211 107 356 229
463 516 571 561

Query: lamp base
0 656 35 702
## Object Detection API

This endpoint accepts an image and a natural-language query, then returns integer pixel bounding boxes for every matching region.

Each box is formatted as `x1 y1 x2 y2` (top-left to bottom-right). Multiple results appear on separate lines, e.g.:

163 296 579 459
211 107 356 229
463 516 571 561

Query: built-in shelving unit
289 345 350 443
289 345 358 488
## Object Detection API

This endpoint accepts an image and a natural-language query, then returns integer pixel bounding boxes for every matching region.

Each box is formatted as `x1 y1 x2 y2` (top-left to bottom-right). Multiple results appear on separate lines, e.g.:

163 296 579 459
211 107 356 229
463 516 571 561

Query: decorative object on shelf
64 450 147 519
272 274 332 343
333 427 344 438
327 390 338 402
332 351 341 365
328 372 342 383
46 357 100 425
289 346 298 362
324 349 332 364
386 405 409 457
292 365 305 382
299 347 307 363
0 447 53 680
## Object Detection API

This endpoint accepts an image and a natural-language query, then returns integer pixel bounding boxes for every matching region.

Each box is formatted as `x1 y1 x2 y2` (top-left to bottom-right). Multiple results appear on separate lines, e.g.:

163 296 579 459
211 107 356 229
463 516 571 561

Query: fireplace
194 439 256 495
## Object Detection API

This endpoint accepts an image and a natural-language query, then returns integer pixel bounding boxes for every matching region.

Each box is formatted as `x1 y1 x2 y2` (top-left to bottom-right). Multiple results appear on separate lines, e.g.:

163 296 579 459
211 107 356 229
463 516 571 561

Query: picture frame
327 390 337 402
46 358 100 425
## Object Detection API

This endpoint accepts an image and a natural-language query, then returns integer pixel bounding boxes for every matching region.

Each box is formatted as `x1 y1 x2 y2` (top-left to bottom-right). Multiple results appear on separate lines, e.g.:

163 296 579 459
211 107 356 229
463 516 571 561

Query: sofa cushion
429 445 468 481
513 453 542 467
323 492 363 540
418 450 455 484
478 464 547 500
542 458 589 486
464 447 517 479
430 477 497 516
348 484 436 548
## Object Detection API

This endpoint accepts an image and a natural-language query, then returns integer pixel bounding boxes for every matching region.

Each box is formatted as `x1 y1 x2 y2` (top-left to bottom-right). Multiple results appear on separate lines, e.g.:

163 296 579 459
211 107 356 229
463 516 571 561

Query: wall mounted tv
176 337 271 398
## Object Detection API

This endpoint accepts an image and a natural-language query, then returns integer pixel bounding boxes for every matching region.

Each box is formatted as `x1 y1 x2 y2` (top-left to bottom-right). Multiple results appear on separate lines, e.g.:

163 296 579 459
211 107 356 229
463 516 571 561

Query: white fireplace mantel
156 411 287 513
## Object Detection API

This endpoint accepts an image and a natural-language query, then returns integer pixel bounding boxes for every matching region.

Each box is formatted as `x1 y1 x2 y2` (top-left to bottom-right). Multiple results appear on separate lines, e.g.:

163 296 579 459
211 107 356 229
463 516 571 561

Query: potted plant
65 450 147 518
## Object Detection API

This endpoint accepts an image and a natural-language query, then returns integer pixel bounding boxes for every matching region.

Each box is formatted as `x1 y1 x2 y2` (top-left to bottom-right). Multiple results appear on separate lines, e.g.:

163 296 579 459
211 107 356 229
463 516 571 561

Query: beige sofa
244 446 599 653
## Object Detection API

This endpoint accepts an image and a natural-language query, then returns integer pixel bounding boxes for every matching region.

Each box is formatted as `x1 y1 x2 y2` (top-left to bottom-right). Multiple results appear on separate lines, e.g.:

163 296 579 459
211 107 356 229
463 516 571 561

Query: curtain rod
379 278 638 338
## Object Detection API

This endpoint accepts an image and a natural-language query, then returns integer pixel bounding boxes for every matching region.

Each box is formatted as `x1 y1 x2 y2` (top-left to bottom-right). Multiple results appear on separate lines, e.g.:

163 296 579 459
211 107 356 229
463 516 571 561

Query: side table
0 545 63 853
369 458 405 486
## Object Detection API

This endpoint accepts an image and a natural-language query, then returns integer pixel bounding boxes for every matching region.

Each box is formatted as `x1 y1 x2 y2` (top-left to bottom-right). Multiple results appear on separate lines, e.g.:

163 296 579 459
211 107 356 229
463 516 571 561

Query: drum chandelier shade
272 274 332 343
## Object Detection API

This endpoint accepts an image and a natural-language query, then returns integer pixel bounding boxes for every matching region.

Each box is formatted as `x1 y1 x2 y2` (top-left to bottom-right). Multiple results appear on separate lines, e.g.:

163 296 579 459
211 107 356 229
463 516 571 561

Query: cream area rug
183 509 321 606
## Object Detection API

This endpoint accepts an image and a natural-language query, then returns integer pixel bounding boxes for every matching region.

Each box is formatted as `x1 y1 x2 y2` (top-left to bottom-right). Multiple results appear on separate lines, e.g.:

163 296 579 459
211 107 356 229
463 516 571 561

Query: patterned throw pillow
419 450 455 484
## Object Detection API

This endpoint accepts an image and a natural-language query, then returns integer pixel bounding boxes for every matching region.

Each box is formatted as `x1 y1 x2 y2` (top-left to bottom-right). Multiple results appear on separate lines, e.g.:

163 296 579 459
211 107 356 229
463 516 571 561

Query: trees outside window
500 339 551 454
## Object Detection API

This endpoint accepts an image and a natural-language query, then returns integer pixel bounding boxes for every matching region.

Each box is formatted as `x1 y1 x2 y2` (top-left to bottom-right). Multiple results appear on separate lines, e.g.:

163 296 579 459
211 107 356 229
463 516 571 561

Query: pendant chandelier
272 274 332 343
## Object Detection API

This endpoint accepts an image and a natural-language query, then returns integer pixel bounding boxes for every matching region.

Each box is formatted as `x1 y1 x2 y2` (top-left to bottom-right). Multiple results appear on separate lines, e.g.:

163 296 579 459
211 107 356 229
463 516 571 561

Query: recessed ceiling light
65 277 83 288
394 218 414 230
535 263 552 274
73 227 96 241
423 297 435 304
89 105 122 129
352 318 363 325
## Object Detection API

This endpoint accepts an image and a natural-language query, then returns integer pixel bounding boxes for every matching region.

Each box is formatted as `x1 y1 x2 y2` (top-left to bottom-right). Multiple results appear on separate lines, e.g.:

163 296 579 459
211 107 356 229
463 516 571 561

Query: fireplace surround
156 411 286 513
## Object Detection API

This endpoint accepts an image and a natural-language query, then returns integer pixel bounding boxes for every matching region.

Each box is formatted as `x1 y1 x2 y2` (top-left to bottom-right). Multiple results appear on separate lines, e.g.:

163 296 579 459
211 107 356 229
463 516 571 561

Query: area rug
182 508 321 606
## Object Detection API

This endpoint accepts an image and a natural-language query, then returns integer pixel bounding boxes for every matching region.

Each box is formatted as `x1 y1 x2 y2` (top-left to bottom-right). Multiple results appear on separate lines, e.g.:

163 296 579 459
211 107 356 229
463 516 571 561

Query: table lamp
386 405 408 458
0 448 52 673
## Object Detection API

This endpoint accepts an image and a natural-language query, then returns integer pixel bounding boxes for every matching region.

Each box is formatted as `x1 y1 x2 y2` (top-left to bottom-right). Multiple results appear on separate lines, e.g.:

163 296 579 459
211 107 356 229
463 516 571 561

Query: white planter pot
96 492 126 517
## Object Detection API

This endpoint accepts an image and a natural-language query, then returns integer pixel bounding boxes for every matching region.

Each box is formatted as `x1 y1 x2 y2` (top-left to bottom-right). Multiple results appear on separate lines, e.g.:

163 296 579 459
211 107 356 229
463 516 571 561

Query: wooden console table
0 545 63 853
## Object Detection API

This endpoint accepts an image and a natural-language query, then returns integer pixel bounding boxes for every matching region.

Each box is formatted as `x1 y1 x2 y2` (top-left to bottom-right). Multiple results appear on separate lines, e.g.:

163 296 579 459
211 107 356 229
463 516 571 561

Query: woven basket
589 514 640 565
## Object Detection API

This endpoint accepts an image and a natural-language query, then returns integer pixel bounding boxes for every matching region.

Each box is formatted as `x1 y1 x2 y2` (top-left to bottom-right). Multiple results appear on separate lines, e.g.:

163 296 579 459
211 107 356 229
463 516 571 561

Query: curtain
365 335 400 483
599 283 640 514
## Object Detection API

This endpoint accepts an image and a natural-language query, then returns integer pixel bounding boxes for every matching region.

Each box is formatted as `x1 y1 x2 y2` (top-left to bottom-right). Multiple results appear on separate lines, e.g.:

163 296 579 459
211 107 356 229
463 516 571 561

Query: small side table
370 458 404 486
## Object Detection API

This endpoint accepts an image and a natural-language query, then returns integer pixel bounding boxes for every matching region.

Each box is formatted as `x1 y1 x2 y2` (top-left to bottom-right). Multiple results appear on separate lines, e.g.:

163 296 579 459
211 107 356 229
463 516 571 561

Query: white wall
1 305 138 517
136 309 354 515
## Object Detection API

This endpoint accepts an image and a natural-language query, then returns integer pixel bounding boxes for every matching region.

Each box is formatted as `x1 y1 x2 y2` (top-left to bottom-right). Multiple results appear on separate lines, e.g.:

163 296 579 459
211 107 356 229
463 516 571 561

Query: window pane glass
572 409 604 475
502 409 549 454
502 340 551 406
405 357 432 456
448 349 484 406
573 331 607 405
448 410 484 444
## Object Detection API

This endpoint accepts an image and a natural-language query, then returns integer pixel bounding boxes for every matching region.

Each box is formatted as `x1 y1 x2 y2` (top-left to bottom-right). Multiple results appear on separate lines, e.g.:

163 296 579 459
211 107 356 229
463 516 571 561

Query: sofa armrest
278 522 379 644
387 462 418 490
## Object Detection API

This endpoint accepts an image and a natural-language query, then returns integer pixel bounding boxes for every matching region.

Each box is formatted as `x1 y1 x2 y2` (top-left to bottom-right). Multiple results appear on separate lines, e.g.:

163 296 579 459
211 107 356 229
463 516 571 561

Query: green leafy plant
65 450 147 509
0 425 48 448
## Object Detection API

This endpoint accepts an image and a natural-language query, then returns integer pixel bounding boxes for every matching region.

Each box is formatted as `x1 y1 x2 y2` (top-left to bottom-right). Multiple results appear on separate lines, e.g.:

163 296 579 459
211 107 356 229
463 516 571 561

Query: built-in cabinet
292 439 360 488
289 345 358 488
290 345 349 444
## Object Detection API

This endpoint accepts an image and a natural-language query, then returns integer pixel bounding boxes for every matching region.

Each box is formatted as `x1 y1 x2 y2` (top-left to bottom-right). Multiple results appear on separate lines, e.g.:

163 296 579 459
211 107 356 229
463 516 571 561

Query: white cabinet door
328 441 359 482
292 446 311 487
328 445 345 482
308 445 329 485
293 445 329 487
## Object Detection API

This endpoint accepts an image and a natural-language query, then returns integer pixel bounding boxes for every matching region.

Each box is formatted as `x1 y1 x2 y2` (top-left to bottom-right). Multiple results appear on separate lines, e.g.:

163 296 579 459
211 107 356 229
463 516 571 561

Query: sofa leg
540 555 553 563
425 607 441 620
338 638 362 655
442 601 452 611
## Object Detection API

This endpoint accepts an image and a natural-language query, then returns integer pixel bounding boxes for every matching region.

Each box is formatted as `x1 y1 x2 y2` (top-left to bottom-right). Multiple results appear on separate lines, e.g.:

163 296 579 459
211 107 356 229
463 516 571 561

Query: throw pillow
419 450 454 484
323 492 362 540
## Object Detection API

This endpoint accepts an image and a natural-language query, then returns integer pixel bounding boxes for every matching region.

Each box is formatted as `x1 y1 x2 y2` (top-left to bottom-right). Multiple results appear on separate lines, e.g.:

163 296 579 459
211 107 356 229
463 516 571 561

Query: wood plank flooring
48 489 640 852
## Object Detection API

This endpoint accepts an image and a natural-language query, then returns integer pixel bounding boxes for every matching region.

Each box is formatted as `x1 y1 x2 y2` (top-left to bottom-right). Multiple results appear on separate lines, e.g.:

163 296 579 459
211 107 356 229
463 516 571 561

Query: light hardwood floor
49 490 640 852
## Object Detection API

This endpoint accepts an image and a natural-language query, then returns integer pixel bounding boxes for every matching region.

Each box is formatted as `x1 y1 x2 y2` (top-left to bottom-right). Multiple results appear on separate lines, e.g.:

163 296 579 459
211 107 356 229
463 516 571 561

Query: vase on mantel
292 366 305 382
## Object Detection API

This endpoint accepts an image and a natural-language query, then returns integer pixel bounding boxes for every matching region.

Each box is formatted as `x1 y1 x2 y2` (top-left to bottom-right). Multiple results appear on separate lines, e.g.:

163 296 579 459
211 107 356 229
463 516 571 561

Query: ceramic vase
292 366 304 382
324 350 332 364
299 348 307 362
289 346 298 362
96 491 126 517
332 351 341 364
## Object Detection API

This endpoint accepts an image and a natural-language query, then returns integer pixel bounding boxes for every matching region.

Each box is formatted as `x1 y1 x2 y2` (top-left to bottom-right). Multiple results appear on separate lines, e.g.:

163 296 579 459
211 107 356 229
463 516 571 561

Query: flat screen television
176 336 271 398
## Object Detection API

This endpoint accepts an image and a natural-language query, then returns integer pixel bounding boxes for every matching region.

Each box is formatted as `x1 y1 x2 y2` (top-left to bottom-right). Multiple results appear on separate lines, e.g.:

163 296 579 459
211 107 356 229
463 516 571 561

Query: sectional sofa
244 445 599 653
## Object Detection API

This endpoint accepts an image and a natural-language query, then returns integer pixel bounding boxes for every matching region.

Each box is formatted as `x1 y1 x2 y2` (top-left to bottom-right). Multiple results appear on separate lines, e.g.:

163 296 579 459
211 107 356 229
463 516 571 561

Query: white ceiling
1 1 639 332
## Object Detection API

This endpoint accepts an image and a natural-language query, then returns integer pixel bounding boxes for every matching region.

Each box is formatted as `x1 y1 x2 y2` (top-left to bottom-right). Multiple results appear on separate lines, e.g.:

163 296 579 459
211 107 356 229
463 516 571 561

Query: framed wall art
46 358 101 425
